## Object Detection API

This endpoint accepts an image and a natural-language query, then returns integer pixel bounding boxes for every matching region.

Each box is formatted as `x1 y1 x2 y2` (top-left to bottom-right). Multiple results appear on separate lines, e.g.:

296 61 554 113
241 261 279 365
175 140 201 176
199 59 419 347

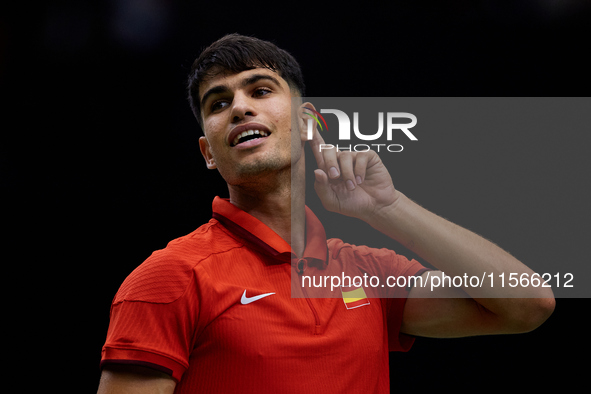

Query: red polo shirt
101 197 427 393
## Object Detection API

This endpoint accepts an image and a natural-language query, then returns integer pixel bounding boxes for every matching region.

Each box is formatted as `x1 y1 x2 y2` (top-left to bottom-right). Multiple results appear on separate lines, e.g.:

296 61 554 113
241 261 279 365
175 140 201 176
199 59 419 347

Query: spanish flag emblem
341 286 370 309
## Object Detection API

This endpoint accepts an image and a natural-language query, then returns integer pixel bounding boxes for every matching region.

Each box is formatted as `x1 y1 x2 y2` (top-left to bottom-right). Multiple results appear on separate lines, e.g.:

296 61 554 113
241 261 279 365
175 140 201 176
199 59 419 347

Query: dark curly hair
187 34 305 127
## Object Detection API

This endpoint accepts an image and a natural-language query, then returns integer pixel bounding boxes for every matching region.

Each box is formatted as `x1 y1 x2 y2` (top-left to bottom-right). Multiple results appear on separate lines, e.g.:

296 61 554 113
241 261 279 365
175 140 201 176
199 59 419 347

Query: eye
211 99 230 112
253 87 272 97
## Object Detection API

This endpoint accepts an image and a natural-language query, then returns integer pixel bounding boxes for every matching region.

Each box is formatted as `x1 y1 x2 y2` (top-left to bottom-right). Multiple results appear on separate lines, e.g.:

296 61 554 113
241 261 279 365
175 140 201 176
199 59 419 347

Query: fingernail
346 180 355 190
314 170 322 183
356 176 362 184
329 167 340 178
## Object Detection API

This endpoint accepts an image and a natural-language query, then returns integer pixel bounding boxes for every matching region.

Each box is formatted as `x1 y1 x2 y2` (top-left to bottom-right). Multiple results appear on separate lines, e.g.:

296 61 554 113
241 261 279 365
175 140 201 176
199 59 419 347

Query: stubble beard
224 152 291 191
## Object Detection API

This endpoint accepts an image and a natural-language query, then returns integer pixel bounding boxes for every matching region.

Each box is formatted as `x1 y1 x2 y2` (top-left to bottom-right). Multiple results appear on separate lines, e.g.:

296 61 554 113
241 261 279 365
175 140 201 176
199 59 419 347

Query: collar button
296 258 308 275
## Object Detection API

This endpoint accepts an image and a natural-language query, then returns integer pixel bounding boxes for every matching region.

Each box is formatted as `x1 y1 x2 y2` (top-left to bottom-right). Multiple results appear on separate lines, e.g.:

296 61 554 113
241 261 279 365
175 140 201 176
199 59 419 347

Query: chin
224 158 289 186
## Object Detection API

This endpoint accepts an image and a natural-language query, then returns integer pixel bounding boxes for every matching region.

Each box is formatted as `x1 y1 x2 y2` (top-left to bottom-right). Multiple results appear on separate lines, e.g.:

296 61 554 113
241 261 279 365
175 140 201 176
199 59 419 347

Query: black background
2 1 589 391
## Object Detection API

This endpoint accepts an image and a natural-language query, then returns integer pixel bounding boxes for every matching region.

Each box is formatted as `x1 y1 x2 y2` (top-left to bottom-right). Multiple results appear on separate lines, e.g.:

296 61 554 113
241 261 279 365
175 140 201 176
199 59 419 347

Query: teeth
232 129 269 146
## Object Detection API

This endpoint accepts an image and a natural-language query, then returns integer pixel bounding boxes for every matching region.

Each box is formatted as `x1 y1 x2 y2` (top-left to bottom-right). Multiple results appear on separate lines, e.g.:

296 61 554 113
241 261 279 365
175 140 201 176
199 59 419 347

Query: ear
298 102 319 142
199 136 217 169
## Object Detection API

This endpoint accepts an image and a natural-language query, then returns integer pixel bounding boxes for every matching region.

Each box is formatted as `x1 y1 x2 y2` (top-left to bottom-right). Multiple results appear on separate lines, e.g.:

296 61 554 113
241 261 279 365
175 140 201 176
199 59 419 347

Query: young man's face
198 67 301 186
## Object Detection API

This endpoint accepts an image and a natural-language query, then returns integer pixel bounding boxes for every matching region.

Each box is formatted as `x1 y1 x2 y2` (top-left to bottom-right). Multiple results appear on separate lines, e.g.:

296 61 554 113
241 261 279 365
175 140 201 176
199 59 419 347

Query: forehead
199 68 289 101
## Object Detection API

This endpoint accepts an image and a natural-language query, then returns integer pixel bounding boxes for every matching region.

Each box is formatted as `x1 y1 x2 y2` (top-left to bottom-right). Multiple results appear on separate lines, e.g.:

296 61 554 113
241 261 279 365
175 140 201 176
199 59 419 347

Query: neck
227 163 307 257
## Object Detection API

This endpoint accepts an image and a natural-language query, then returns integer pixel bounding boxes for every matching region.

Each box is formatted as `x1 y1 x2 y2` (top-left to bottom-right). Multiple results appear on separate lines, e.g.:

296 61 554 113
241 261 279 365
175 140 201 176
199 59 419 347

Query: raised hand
308 123 399 221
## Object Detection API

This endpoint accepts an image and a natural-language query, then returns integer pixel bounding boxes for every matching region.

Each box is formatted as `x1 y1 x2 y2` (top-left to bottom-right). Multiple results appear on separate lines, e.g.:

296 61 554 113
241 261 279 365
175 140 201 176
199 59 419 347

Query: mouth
228 123 271 147
231 129 270 147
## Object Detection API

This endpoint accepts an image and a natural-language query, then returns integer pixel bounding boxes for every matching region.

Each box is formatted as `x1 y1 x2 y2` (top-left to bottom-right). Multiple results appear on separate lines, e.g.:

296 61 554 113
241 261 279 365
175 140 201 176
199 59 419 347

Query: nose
230 91 257 123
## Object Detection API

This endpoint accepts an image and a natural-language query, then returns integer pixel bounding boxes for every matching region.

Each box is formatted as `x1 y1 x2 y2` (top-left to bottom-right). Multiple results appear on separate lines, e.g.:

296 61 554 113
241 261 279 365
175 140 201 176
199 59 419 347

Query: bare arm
97 365 176 394
370 193 555 337
304 108 555 337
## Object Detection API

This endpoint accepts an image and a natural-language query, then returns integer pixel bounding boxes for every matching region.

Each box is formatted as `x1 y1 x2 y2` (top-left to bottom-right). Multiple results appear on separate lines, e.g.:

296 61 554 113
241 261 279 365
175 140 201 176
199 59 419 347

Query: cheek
268 95 293 123
273 111 296 143
204 120 227 148
204 117 221 135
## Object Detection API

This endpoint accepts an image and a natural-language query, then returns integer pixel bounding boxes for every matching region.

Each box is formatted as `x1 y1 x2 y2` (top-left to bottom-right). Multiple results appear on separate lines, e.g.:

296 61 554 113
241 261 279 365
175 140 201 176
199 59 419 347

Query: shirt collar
211 196 328 267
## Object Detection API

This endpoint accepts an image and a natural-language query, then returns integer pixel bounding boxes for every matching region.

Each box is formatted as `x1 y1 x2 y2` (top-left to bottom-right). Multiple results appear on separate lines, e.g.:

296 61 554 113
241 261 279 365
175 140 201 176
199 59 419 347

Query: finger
320 145 340 179
309 134 325 171
306 113 327 170
337 151 357 190
353 152 370 184
313 169 336 209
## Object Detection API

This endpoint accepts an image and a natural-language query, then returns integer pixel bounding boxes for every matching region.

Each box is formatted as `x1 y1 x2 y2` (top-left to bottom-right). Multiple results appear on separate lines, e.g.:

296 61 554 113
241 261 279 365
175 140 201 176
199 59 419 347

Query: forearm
365 192 554 317
97 365 176 394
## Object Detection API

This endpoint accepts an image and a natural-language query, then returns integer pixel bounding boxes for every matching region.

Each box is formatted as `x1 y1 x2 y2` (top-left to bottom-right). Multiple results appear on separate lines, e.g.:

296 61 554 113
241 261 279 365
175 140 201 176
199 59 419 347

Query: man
97 34 554 393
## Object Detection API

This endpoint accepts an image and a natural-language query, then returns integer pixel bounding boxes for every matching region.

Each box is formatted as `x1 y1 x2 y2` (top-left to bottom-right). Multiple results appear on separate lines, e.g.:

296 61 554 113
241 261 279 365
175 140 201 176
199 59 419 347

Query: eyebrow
200 73 282 110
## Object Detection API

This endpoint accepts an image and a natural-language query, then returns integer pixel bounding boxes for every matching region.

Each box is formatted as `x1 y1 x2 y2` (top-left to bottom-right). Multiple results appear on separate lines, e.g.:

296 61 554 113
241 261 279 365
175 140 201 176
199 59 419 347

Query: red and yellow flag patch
341 286 370 309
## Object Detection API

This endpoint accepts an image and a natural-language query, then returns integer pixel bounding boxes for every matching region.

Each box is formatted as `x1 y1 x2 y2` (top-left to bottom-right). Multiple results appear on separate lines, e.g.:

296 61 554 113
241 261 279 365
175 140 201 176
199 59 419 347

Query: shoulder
327 238 426 278
327 238 400 260
114 219 243 304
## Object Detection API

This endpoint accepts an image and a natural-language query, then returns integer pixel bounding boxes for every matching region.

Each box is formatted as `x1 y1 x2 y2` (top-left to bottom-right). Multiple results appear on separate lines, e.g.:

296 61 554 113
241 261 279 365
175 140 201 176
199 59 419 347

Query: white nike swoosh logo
240 290 275 305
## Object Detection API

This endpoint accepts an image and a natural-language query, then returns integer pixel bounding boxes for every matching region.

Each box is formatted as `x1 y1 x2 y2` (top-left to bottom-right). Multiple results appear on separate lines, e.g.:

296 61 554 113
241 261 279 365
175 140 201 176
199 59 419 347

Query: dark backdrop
2 1 589 391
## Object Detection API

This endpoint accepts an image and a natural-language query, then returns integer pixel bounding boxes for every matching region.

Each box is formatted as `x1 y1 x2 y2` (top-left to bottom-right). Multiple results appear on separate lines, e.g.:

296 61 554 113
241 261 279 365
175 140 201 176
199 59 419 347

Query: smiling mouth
231 129 270 147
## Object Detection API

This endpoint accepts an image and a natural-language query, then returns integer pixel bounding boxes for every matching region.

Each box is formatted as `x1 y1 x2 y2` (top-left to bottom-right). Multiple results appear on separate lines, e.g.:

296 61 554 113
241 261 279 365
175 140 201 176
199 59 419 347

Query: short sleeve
100 255 200 382
344 243 428 351
384 254 430 352
327 239 429 352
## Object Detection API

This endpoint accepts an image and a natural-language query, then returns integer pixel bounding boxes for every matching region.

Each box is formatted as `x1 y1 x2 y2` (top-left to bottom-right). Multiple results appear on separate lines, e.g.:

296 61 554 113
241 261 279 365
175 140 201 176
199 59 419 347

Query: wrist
363 192 426 253
363 191 407 232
